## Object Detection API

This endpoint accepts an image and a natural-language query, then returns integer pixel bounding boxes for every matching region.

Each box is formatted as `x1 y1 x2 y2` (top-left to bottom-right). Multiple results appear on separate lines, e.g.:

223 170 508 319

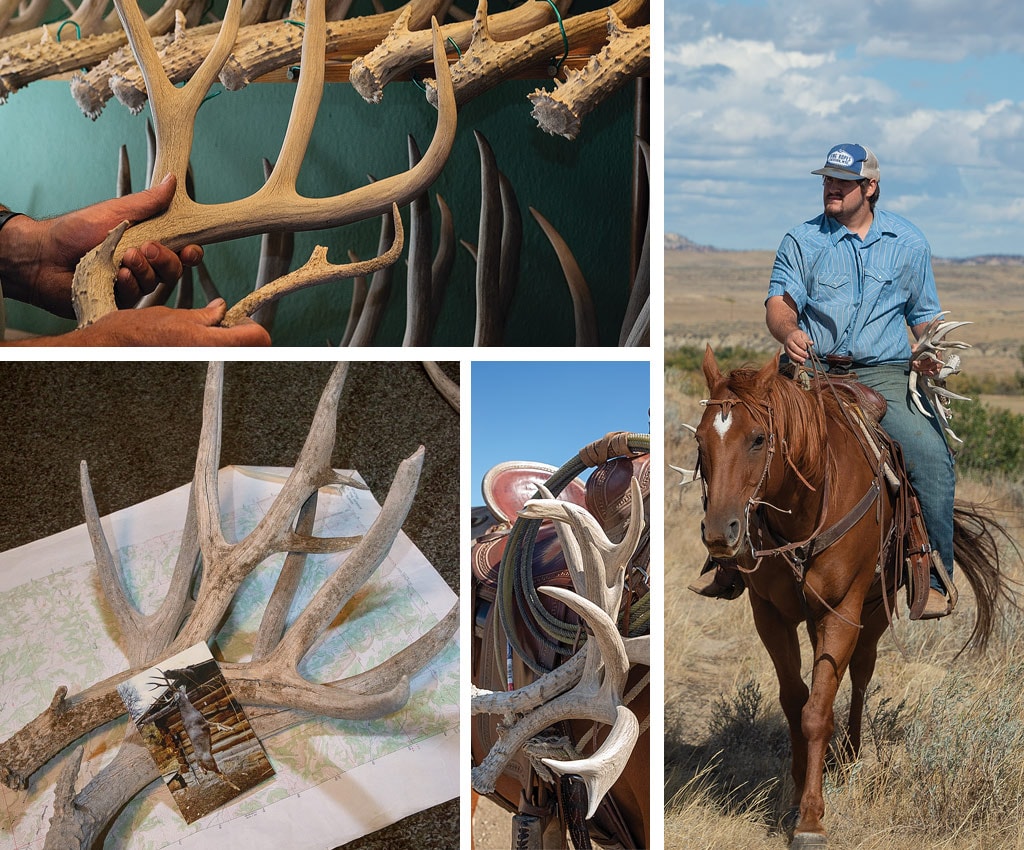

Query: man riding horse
692 143 955 620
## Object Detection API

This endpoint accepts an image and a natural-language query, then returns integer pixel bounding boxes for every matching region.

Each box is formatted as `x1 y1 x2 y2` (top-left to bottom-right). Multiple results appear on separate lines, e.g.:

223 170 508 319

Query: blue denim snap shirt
766 209 942 365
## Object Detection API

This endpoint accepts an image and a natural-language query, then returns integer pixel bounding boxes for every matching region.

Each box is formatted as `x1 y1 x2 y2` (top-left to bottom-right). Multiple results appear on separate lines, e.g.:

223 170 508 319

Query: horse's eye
752 434 765 449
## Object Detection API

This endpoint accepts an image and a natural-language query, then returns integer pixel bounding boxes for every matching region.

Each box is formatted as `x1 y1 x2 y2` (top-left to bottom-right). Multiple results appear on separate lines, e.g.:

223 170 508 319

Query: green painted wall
0 55 639 345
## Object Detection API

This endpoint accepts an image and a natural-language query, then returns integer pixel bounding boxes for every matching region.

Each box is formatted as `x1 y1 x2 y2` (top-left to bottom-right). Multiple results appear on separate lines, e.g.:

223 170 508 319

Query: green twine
285 20 305 77
55 20 82 42
541 0 569 74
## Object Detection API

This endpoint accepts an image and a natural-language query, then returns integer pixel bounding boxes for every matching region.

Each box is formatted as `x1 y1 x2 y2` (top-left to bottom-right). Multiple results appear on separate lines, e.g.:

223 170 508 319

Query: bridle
700 377 883 630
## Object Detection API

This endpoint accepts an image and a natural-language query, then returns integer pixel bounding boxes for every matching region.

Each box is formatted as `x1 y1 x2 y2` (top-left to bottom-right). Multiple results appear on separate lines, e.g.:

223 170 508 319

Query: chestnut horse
694 347 1007 848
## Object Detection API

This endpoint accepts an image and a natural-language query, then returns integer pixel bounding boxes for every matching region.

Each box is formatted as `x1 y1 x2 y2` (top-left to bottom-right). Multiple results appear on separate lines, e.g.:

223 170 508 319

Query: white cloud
664 7 1024 255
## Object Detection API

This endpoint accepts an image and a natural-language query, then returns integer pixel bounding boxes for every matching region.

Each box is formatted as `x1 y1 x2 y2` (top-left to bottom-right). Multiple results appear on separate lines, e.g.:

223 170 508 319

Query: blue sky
664 0 1024 257
471 362 650 500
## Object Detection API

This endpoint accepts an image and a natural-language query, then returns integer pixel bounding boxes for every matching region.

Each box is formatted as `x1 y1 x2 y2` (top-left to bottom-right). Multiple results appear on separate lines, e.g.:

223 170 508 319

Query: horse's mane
722 367 844 487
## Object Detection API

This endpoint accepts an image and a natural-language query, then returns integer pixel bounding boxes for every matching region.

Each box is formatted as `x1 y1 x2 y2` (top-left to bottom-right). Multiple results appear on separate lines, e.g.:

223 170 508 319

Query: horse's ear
702 344 724 391
754 350 782 389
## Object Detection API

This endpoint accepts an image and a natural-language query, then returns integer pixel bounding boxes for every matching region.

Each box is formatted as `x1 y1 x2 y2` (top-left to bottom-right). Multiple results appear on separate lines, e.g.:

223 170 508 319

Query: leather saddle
788 355 888 423
472 461 588 592
787 357 952 619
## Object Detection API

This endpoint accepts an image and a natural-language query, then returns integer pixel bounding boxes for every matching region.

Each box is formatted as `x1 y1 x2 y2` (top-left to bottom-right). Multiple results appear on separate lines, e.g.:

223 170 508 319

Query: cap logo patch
827 150 855 168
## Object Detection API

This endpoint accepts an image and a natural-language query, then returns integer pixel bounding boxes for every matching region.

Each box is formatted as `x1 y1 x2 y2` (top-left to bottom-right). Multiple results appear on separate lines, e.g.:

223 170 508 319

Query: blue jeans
854 364 955 591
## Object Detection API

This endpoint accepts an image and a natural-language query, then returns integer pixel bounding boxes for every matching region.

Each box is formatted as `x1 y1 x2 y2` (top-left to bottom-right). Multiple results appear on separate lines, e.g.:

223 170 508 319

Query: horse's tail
953 501 1021 652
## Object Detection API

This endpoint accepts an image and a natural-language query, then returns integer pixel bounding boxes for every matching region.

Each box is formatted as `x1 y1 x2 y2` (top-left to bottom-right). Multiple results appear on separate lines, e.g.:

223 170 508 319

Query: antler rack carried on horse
472 431 651 850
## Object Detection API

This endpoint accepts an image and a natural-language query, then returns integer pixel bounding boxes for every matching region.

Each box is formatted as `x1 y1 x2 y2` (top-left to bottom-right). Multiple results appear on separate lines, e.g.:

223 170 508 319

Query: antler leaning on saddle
471 478 648 817
70 0 457 328
0 362 458 850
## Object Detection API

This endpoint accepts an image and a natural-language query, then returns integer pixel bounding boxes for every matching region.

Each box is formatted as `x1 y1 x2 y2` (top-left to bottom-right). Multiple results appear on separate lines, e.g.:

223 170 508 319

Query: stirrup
909 553 957 621
688 558 745 600
916 587 952 620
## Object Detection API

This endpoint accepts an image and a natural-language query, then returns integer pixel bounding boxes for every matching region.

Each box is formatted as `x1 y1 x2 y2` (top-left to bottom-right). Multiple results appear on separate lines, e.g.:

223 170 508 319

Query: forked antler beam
528 11 649 140
94 0 434 114
349 0 555 104
0 0 49 38
0 0 202 102
422 0 646 109
70 0 458 328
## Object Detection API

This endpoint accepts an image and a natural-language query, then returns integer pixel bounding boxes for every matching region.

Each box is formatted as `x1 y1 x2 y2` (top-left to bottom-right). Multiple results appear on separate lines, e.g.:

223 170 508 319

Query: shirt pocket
809 270 849 305
863 266 898 313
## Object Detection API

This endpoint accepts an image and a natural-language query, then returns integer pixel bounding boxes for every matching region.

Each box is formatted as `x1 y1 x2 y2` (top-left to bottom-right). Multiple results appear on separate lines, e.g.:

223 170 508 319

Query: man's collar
824 211 889 246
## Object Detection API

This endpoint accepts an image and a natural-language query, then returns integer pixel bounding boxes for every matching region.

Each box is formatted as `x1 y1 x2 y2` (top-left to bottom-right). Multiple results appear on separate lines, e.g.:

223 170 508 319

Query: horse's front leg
793 610 862 847
844 594 889 760
747 593 809 807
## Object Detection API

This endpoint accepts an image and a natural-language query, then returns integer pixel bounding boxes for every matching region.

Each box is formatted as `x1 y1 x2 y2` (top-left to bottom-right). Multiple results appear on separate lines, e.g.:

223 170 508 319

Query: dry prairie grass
664 367 1024 850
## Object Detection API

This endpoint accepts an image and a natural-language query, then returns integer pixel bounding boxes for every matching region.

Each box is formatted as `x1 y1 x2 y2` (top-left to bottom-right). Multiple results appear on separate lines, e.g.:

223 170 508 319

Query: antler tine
79 459 147 649
471 591 632 796
252 491 319 662
539 586 629 695
262 447 423 672
529 206 599 346
520 478 644 610
471 651 586 716
221 204 405 327
114 0 243 182
174 360 363 648
261 0 327 194
540 704 640 819
80 460 200 664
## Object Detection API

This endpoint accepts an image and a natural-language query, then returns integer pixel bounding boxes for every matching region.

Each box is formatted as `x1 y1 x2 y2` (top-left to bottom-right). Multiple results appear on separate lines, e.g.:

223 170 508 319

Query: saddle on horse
471 432 651 850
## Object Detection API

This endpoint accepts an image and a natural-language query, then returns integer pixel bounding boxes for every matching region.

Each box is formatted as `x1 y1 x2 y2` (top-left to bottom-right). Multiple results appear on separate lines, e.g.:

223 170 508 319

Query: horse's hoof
791 832 828 848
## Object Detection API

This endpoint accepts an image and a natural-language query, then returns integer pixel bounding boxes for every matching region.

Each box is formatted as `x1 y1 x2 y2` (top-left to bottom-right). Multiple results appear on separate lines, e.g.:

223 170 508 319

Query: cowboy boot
916 553 957 620
688 557 745 599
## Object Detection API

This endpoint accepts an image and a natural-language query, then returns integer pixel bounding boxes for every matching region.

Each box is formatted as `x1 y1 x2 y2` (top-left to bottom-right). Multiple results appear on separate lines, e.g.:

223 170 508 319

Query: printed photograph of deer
118 643 275 823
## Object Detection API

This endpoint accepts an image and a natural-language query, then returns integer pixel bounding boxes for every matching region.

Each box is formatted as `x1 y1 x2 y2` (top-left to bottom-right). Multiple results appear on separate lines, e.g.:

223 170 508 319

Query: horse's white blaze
713 409 732 439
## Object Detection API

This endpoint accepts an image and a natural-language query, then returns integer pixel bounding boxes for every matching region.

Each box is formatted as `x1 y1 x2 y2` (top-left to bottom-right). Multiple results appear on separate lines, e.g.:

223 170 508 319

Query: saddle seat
790 356 888 424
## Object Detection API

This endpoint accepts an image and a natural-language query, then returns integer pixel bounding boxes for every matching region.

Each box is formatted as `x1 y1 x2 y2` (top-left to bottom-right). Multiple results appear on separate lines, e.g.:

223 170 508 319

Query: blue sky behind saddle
471 362 650 498
664 0 1024 257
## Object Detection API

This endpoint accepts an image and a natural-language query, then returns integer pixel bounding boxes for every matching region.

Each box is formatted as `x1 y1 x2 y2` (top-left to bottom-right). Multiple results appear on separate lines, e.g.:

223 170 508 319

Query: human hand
3 174 202 318
4 300 272 347
910 343 943 377
784 329 813 364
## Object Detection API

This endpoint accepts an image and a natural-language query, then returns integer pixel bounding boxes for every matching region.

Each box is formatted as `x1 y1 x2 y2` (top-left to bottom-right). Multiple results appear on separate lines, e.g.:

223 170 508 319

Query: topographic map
0 467 459 850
